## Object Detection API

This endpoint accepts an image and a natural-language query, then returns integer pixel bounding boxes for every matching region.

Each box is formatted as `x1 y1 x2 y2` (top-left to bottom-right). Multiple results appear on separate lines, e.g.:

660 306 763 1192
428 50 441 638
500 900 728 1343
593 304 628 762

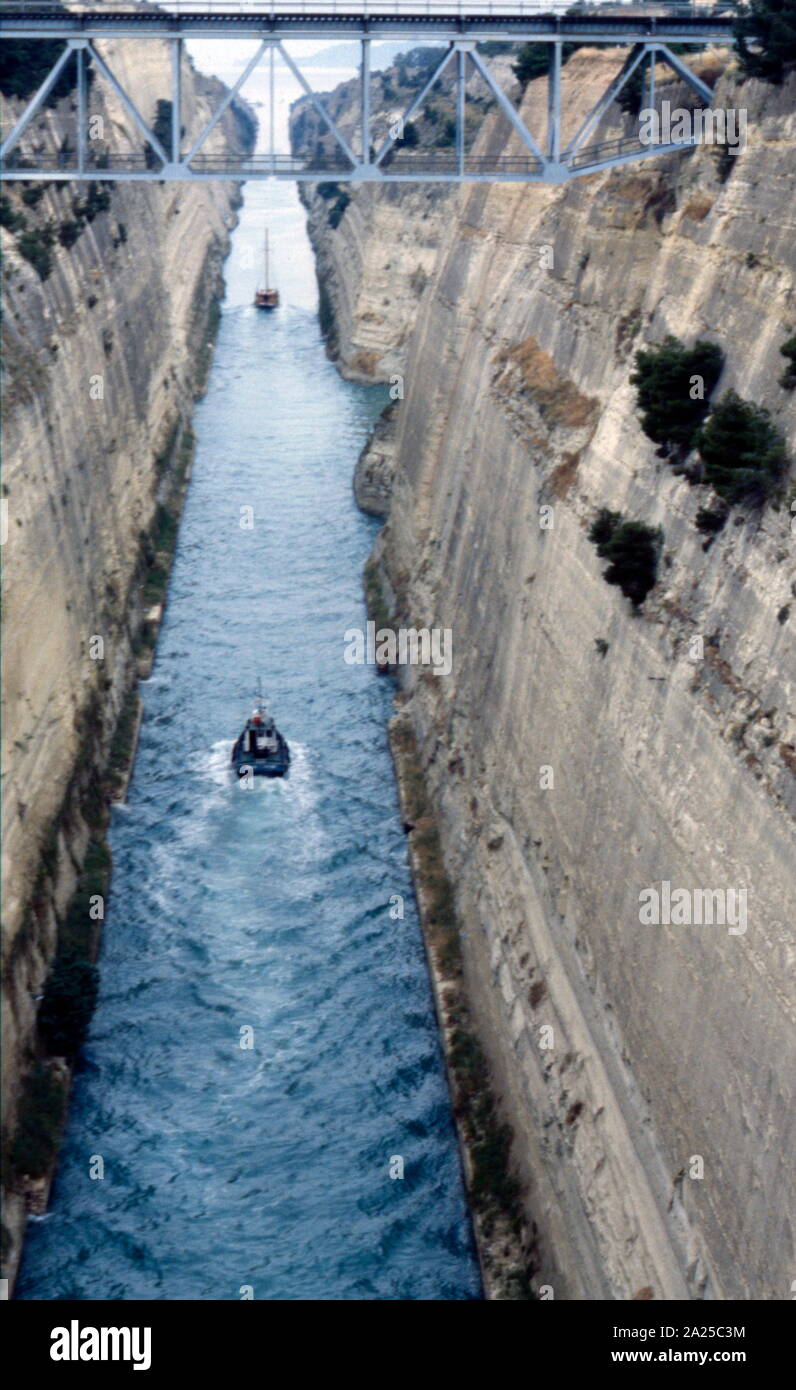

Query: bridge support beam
0 27 722 185
172 37 182 165
374 44 455 168
87 40 169 166
361 37 370 167
468 47 545 166
184 40 268 167
76 42 87 175
0 43 74 160
547 40 562 165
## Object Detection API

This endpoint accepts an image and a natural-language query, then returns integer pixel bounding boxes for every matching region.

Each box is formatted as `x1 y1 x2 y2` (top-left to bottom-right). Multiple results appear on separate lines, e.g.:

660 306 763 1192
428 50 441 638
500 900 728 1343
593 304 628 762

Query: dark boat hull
231 731 290 778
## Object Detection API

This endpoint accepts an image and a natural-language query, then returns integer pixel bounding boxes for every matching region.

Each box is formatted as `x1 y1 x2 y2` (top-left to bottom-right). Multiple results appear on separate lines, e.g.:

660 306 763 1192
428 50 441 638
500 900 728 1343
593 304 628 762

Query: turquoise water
17 176 481 1301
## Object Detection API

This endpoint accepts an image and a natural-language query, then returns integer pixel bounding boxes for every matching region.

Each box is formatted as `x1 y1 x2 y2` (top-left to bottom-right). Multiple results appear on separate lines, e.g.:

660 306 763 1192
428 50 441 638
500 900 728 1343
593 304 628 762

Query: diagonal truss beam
0 42 74 159
276 40 357 168
87 40 169 166
184 39 268 163
469 45 545 164
563 44 648 161
374 43 456 167
656 44 714 105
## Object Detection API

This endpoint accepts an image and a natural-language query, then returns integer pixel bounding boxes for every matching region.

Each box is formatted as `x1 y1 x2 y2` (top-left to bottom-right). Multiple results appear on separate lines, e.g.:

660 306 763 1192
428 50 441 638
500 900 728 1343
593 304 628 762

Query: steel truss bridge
0 4 744 185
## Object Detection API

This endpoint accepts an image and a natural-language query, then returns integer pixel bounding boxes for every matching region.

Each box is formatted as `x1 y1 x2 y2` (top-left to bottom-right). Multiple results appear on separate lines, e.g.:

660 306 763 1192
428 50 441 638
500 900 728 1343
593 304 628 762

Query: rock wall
1 36 252 1279
298 48 796 1299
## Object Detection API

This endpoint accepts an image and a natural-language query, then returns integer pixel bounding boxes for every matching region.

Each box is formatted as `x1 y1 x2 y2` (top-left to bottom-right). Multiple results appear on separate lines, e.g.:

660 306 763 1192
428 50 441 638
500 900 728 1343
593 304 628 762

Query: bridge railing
0 1 738 17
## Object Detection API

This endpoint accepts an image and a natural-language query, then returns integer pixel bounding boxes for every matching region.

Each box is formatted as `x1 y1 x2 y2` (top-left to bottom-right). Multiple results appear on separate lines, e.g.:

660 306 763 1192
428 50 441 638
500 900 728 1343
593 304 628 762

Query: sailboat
254 229 279 310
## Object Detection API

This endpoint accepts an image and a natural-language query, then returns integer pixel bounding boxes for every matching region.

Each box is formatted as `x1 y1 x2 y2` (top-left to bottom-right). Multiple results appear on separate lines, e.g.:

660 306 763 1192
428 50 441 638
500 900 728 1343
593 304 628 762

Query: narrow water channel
18 173 481 1301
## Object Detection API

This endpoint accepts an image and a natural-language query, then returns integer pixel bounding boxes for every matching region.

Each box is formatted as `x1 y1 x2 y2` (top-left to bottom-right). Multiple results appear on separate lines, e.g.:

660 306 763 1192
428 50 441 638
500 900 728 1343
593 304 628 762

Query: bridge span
0 4 746 185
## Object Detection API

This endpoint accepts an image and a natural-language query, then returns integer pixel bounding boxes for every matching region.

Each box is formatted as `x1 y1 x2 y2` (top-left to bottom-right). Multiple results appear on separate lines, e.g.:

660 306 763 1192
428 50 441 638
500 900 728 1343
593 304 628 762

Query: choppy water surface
18 174 480 1300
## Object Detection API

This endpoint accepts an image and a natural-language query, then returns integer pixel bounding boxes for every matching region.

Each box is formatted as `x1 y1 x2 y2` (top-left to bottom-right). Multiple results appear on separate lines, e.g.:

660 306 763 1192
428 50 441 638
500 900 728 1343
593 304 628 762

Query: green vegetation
588 509 662 607
73 181 112 224
779 334 796 389
57 219 81 248
145 98 174 168
5 180 114 270
394 120 419 149
735 0 796 84
631 336 724 452
16 224 55 280
364 556 393 635
695 505 728 535
513 40 580 85
512 45 551 86
512 12 582 85
393 46 444 85
0 37 74 104
60 838 111 959
712 140 737 184
328 190 350 229
696 391 787 504
21 182 47 207
617 58 647 117
10 1064 67 1179
106 690 141 795
38 951 99 1057
433 116 457 148
0 194 26 233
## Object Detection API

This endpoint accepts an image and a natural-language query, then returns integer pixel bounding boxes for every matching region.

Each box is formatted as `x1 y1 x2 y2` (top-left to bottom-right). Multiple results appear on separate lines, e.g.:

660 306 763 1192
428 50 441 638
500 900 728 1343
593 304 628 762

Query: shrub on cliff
616 51 647 116
38 949 99 1056
16 224 55 280
695 504 728 535
735 0 796 84
697 391 787 504
433 117 457 148
0 37 76 104
512 12 581 85
779 334 796 389
0 194 26 233
394 120 419 149
631 336 724 452
328 191 350 230
588 509 662 607
21 183 47 208
58 219 81 249
10 1063 67 1179
145 99 176 168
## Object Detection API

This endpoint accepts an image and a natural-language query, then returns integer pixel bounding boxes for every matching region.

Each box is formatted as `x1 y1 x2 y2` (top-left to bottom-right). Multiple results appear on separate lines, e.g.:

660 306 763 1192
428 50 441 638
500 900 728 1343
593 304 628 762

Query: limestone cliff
1 36 252 1281
297 48 796 1299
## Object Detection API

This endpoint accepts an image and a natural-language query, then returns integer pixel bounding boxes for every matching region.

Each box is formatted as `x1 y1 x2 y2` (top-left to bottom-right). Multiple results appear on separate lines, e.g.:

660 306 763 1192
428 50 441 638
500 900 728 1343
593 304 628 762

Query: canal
18 127 480 1301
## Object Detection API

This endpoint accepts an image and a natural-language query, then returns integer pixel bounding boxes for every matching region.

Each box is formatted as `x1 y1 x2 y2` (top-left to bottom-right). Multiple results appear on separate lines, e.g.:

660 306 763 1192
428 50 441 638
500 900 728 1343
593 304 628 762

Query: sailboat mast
265 229 269 289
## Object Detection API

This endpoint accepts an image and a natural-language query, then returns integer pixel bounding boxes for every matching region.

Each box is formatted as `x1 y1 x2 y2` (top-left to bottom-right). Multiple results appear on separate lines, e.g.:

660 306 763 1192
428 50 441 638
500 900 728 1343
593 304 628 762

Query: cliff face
298 48 796 1299
1 36 252 1274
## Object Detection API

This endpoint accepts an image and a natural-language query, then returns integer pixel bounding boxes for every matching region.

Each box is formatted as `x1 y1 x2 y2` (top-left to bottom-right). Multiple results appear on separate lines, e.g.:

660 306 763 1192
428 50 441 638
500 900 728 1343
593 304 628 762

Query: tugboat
254 229 279 311
231 682 290 778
